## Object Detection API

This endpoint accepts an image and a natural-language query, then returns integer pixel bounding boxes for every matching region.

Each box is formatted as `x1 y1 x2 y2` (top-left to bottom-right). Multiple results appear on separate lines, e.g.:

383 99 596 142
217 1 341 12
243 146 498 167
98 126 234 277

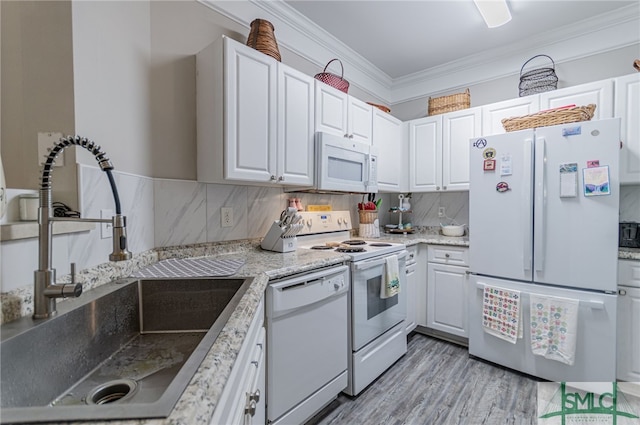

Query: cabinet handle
245 399 257 417
445 253 450 258
344 133 349 138
443 186 447 190
270 175 276 181
349 134 354 139
278 176 284 182
619 289 627 296
436 186 440 190
244 389 260 417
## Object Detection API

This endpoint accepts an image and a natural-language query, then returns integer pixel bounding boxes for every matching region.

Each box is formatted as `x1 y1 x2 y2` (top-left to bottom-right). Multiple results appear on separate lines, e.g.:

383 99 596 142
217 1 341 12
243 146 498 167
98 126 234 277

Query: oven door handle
353 250 407 270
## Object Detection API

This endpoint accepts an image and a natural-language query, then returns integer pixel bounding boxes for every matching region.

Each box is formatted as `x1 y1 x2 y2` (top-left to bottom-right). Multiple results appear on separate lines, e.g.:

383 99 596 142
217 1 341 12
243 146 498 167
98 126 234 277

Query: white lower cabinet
617 260 640 382
426 246 469 338
210 298 265 425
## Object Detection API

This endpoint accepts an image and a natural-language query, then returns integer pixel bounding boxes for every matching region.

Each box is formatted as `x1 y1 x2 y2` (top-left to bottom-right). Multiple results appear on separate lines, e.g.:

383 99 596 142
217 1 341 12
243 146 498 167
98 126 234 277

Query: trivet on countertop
131 257 245 278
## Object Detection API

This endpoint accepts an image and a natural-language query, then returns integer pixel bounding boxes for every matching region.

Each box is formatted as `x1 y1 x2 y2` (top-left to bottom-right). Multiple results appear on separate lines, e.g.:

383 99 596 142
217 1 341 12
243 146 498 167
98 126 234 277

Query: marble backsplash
1 163 638 294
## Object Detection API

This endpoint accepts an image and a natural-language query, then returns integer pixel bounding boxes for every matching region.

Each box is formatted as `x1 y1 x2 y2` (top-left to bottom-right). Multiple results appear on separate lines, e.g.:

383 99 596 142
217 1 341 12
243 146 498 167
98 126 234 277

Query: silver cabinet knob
445 253 450 258
270 175 276 181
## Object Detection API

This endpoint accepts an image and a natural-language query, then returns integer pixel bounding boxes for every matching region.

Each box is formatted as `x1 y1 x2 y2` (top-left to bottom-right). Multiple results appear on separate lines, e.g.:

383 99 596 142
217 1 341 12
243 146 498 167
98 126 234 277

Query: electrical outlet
37 132 64 166
101 209 113 239
438 207 445 218
221 207 234 228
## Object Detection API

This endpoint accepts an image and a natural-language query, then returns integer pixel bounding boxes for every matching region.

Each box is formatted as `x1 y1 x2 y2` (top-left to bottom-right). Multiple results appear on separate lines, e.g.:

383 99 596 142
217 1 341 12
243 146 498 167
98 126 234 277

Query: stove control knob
337 217 343 225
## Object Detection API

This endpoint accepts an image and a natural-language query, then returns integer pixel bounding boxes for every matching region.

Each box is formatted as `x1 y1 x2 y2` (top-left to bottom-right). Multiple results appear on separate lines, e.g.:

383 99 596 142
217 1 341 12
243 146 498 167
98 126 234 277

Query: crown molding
198 1 639 105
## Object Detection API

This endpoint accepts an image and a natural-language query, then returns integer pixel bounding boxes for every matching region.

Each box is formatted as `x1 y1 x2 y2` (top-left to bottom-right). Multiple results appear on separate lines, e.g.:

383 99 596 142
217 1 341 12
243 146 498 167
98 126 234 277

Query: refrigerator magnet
496 182 510 192
583 165 610 197
559 163 578 198
587 160 600 168
482 147 496 159
484 159 496 171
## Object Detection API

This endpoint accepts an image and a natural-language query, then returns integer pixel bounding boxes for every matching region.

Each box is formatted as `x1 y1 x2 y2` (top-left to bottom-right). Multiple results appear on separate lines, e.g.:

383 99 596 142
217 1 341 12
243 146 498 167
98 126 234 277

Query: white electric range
297 211 408 396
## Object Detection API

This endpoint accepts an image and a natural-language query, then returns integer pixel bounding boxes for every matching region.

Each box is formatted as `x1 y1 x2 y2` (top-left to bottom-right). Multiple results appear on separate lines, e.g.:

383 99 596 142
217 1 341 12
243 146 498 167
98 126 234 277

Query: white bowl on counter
440 224 466 237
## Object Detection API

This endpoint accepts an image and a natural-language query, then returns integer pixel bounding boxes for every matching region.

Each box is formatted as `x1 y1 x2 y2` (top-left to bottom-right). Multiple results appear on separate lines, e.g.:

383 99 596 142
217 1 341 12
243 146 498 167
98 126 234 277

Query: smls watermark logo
538 382 640 424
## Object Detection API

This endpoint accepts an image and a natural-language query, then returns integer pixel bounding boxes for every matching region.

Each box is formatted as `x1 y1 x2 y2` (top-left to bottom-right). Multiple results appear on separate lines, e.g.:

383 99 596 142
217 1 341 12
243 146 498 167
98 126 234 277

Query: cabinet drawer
427 245 469 266
619 259 640 289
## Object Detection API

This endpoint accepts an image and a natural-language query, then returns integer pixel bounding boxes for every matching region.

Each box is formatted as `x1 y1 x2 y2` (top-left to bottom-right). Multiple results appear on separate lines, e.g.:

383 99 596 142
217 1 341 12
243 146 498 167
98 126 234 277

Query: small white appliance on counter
296 211 408 396
468 118 620 382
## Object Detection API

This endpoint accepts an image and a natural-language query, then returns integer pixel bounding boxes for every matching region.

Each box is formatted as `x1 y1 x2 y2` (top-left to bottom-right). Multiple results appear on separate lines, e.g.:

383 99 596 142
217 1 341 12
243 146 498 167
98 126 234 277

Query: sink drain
86 379 138 405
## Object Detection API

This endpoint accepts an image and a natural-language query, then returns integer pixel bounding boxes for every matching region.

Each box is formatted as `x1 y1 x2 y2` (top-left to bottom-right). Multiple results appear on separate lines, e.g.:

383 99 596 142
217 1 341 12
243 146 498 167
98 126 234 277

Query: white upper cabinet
372 108 405 191
277 65 315 186
407 107 480 192
315 81 372 144
408 115 441 192
481 95 540 136
615 73 640 185
539 79 614 119
442 107 481 191
196 36 313 186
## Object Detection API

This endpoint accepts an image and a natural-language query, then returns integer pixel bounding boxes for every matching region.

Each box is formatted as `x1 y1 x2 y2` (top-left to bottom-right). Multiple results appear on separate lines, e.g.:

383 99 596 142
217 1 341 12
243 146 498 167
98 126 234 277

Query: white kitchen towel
530 293 579 365
380 255 400 299
482 285 521 344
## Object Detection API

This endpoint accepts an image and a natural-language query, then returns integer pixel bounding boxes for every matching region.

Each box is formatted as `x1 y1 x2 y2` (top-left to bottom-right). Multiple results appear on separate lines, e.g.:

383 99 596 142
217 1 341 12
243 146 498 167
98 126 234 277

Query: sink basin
0 276 253 424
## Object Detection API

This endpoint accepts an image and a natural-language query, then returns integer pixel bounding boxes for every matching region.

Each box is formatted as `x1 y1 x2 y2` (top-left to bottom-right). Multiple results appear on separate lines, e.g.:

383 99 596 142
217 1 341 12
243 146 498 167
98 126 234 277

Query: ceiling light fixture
473 0 512 28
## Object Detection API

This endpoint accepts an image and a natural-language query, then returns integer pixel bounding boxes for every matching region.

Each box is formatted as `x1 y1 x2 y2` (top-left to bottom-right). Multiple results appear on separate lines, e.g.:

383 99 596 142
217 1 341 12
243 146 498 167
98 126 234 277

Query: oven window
328 155 363 182
366 276 398 320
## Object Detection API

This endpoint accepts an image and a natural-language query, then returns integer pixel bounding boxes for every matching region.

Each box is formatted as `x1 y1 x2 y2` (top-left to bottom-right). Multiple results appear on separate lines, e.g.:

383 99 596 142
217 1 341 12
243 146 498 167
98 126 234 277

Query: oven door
350 251 407 351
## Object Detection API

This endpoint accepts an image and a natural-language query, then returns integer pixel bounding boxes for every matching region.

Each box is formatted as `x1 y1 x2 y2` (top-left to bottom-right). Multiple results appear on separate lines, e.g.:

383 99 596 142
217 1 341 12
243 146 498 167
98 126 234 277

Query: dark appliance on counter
619 222 640 248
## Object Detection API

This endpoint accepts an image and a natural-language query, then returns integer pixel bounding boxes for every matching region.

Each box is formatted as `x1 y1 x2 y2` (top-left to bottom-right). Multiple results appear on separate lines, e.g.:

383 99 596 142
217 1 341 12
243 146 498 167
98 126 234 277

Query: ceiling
283 0 639 79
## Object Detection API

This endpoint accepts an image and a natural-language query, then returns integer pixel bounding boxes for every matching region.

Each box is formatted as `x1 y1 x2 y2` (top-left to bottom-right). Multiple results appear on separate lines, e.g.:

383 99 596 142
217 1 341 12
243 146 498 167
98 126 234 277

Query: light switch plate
37 132 64 166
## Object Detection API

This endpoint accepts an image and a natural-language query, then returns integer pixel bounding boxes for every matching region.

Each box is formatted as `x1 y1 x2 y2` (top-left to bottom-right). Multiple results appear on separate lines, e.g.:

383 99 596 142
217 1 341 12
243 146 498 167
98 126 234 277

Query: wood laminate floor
306 333 541 425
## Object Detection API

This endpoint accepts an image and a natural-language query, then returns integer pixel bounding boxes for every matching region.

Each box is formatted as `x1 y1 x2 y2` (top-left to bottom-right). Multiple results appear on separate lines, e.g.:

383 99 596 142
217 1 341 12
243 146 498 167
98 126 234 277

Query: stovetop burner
336 246 366 253
369 243 392 247
310 245 334 250
341 239 367 246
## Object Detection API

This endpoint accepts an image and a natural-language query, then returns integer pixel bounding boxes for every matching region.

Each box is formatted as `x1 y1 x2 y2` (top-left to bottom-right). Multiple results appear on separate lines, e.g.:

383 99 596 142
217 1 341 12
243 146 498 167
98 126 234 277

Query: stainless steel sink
0 276 253 424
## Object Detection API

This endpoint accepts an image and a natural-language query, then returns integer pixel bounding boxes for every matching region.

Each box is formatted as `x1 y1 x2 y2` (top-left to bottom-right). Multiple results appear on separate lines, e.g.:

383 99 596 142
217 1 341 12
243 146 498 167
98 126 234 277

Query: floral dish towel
530 293 579 365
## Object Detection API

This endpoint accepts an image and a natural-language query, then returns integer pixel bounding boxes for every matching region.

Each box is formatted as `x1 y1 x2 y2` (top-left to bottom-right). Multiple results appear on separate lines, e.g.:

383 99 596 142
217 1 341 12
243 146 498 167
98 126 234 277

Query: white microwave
313 132 378 194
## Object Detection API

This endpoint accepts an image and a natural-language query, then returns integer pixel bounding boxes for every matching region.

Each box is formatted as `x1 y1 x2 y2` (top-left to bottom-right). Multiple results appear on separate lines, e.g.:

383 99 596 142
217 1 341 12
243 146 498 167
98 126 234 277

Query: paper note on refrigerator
559 163 578 198
583 165 610 197
500 154 512 176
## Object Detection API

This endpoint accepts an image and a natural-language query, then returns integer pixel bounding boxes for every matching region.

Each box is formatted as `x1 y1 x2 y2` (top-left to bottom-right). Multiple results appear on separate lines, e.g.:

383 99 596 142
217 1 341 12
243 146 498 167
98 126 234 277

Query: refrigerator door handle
522 138 533 272
534 136 546 272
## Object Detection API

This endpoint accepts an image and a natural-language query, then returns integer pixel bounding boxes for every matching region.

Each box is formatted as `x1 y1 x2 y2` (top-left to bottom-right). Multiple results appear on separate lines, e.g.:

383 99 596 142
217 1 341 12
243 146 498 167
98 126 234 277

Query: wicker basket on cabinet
501 104 596 132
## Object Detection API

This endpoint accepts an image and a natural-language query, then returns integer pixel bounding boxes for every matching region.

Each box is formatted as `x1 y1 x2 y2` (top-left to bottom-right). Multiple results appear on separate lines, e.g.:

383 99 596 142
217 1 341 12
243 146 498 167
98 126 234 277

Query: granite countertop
1 234 635 425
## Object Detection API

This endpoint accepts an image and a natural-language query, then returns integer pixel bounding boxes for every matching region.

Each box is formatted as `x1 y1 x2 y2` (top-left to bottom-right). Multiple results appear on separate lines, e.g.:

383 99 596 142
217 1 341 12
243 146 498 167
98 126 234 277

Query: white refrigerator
468 118 620 382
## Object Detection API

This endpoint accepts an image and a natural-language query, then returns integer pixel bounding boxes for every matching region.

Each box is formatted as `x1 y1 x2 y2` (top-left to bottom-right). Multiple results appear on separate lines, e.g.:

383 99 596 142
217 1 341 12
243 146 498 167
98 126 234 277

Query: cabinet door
315 81 348 137
408 116 442 192
617 286 640 382
278 65 314 186
348 96 373 144
481 95 540 136
615 73 640 185
539 79 614 120
427 262 468 337
225 39 277 182
372 108 405 191
442 107 481 191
